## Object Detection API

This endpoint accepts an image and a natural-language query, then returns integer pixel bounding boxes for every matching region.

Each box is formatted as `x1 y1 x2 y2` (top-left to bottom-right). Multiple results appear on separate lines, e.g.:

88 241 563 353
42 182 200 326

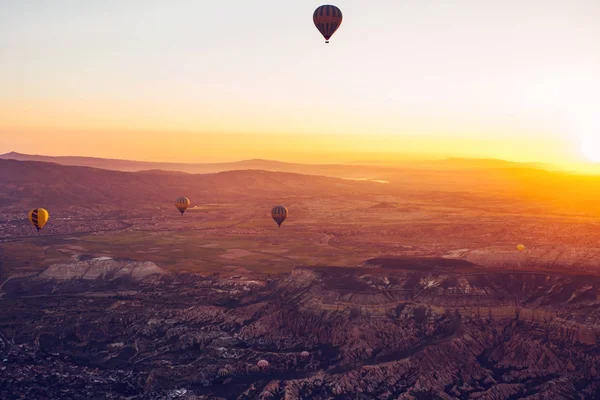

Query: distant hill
4 156 600 216
0 159 387 212
433 157 549 170
0 151 285 174
0 151 394 178
0 151 553 180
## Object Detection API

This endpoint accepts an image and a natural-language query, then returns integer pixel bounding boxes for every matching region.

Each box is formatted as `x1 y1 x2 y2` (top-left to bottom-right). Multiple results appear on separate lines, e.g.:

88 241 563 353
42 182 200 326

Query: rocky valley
1 257 598 399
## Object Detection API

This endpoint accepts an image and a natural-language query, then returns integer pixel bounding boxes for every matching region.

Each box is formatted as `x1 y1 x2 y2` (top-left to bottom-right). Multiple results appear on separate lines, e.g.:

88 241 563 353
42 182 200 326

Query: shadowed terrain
0 261 599 399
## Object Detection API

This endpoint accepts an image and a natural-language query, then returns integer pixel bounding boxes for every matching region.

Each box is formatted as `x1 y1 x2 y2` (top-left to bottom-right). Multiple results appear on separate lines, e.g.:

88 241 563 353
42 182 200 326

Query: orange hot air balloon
271 206 288 227
313 5 343 43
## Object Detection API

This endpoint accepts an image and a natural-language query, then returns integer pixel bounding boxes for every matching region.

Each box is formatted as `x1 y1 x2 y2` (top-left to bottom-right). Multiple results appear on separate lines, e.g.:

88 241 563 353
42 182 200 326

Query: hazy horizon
0 147 565 168
0 130 589 168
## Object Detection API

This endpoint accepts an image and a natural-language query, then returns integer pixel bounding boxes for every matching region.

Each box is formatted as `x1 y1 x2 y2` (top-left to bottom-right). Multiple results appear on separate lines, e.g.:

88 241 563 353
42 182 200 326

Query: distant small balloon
175 197 190 215
271 206 288 228
217 368 229 377
313 5 343 43
257 360 269 369
249 365 260 373
517 244 526 252
300 351 310 359
28 208 49 231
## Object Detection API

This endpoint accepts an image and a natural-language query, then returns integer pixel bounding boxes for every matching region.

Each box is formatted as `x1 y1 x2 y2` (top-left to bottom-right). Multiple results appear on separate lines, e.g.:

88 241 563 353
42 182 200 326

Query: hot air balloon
175 197 190 215
257 360 269 369
249 365 260 373
300 351 310 359
28 208 49 232
271 206 288 227
217 368 229 377
517 244 526 252
313 5 343 43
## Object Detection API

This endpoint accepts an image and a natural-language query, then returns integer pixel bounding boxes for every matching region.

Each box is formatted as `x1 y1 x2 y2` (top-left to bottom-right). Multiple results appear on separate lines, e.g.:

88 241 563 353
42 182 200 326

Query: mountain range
0 158 387 212
0 151 547 179
4 153 600 215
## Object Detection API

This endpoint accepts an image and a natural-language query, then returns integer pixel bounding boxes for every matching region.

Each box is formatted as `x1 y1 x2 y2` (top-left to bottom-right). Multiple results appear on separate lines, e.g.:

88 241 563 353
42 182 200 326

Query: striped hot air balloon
313 5 343 43
175 197 190 215
28 208 49 232
271 206 288 227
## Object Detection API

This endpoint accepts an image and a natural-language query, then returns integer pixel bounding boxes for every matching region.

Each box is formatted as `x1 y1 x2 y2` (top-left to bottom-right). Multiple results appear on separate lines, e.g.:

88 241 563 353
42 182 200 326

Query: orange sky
0 1 598 168
0 126 579 167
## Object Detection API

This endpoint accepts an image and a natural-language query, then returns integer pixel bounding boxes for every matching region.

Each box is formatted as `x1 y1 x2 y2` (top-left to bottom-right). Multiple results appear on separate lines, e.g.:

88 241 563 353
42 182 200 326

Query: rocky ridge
0 258 598 399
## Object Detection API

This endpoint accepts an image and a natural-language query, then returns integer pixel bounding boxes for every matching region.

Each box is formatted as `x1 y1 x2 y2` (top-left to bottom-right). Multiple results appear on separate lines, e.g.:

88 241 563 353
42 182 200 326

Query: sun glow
581 134 600 163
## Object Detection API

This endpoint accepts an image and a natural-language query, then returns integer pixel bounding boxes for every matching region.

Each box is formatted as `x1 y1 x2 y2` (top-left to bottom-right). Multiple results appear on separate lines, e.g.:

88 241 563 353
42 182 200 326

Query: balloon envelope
176 197 190 214
517 244 526 252
313 5 343 43
271 206 288 227
28 208 49 231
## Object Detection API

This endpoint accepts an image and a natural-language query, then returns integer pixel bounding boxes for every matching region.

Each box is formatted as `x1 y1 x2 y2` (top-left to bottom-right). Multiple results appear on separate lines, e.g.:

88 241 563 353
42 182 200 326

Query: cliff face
39 257 167 281
0 262 599 399
235 267 599 399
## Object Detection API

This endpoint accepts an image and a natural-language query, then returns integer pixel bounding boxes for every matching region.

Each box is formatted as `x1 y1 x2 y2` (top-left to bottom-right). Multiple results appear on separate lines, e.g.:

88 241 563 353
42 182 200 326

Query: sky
0 0 599 166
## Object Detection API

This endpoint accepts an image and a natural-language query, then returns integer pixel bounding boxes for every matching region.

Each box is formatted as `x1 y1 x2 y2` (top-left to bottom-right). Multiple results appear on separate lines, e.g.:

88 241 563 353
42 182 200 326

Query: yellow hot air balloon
517 244 526 252
271 206 288 227
175 197 190 215
28 208 49 231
